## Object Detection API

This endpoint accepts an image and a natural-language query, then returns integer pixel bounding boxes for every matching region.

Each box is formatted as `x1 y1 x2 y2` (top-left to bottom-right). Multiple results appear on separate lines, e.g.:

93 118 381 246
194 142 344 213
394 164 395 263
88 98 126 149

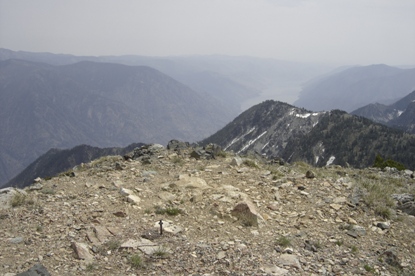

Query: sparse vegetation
243 159 259 169
292 161 312 174
215 150 227 158
276 236 291 247
335 240 344 246
129 254 144 269
10 192 27 207
155 206 183 216
375 206 392 219
152 246 170 258
86 263 96 272
357 174 406 219
171 156 184 166
41 187 55 195
351 245 358 255
90 155 123 168
364 264 375 272
98 239 121 255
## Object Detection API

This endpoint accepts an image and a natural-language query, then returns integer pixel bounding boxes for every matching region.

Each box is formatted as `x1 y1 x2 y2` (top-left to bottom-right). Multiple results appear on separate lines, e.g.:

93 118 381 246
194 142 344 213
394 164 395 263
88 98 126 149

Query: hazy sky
1 0 414 65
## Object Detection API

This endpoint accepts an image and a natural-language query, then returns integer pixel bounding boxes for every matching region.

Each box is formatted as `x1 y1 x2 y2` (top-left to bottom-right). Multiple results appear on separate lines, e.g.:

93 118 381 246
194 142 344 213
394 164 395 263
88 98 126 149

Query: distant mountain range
2 48 415 188
0 59 232 186
294 64 415 112
352 90 415 134
0 48 335 187
0 48 334 111
202 100 415 169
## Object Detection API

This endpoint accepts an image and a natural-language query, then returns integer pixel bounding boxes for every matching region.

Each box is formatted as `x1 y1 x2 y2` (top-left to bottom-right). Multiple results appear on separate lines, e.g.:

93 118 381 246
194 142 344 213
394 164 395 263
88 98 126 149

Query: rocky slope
1 143 414 275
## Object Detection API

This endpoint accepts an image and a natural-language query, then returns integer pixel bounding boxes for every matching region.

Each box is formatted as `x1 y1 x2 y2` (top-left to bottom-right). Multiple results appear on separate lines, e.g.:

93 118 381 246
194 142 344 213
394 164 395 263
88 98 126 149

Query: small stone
126 194 141 205
217 251 226 260
262 264 289 275
330 203 342 211
283 247 294 254
71 242 94 261
113 211 127 217
376 221 390 230
119 187 134 196
276 254 302 269
230 156 243 167
348 217 357 225
93 226 113 242
9 237 24 244
346 225 366 238
305 170 315 178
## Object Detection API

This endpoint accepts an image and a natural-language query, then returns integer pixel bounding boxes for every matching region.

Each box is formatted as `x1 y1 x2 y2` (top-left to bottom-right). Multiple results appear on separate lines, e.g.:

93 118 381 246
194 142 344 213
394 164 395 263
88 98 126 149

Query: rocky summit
1 142 415 276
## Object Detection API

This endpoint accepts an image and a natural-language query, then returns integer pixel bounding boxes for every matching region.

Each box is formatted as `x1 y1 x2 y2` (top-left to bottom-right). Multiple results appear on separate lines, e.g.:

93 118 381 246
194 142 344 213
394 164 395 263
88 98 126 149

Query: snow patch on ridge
225 127 256 150
262 141 270 150
326 156 336 166
238 131 267 153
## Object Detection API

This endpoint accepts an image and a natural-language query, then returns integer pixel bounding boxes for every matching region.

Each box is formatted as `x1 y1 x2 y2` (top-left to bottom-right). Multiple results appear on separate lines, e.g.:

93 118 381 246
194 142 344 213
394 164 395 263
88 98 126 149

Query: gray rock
382 248 403 270
262 264 289 275
346 225 366 238
376 221 390 230
276 253 302 270
392 193 415 215
9 237 24 244
231 200 264 227
71 242 94 261
217 251 226 260
0 188 27 209
231 156 243 167
28 183 43 191
190 150 204 160
131 144 166 163
167 140 190 151
305 170 315 178
16 263 51 276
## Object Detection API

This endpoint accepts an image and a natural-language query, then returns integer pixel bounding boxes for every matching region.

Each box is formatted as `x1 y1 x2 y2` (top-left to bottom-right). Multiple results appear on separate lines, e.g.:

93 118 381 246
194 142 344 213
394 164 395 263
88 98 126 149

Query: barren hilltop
1 142 414 275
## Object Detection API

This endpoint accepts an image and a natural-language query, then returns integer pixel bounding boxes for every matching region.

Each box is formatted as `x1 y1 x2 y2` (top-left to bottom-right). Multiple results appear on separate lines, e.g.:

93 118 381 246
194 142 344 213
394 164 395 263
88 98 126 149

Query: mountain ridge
351 90 415 133
0 59 231 186
202 100 415 170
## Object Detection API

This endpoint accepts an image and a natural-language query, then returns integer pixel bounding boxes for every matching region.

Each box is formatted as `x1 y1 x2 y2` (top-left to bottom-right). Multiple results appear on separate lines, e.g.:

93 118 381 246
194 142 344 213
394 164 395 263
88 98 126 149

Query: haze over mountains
294 64 415 112
1 48 415 188
0 58 232 186
0 49 334 187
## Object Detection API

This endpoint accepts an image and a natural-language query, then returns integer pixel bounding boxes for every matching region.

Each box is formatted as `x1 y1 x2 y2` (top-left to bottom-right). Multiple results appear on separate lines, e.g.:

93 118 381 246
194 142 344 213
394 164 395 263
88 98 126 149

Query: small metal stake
159 219 163 235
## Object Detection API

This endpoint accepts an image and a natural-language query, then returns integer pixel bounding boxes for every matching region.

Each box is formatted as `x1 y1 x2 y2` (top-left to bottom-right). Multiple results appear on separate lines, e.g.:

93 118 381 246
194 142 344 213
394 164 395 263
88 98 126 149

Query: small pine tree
373 154 406 171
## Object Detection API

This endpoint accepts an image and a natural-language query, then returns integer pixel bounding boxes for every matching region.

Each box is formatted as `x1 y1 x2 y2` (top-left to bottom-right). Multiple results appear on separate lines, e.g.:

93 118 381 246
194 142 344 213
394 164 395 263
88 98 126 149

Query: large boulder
231 200 264 227
167 140 190 151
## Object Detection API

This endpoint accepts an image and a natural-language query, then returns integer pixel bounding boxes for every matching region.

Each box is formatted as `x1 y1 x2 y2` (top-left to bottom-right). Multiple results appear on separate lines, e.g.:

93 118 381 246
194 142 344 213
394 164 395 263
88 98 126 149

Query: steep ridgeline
352 90 415 133
294 64 415 112
201 100 326 158
3 143 143 189
0 59 232 186
202 100 415 169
